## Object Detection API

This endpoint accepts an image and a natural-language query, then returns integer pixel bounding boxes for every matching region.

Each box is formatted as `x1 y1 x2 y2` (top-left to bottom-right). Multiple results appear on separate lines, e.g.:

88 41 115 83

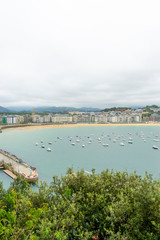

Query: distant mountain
7 106 30 112
35 106 101 113
0 106 11 113
7 106 101 113
78 107 101 112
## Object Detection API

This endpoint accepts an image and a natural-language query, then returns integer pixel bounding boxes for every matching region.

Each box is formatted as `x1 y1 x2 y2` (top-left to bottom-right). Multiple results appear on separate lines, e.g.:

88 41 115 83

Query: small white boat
153 139 159 142
128 137 133 140
48 142 52 145
88 141 91 144
103 143 109 147
82 144 85 148
128 141 133 144
47 148 51 152
71 143 75 146
35 142 38 146
41 145 45 148
120 142 125 146
152 145 159 150
76 139 80 142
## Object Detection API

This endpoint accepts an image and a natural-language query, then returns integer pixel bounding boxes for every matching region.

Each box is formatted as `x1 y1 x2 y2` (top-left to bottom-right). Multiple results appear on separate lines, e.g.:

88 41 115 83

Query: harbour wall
0 149 38 183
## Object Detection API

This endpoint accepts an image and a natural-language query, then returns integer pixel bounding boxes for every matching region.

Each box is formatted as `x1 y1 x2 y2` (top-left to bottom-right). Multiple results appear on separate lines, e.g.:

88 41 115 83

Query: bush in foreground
0 169 160 239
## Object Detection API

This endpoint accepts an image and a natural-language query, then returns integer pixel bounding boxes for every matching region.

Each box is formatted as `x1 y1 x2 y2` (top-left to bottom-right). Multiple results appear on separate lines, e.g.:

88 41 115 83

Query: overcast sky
0 0 160 108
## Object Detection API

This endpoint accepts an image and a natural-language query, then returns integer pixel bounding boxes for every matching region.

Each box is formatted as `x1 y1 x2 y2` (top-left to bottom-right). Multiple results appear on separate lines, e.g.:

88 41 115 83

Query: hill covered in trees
102 107 131 112
0 169 160 239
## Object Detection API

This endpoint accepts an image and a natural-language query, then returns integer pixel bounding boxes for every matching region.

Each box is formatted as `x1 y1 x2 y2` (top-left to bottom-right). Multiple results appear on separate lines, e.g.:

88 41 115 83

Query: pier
3 169 17 179
0 149 38 183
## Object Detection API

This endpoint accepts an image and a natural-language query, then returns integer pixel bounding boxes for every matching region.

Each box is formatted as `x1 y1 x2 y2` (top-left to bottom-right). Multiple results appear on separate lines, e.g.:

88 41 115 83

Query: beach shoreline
1 122 160 131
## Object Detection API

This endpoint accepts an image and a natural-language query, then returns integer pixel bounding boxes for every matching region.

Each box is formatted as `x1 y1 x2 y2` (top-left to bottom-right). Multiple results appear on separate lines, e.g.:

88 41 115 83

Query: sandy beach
1 122 160 131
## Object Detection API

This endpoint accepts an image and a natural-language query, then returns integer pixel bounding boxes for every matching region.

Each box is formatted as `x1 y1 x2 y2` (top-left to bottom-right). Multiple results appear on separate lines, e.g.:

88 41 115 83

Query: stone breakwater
0 149 38 183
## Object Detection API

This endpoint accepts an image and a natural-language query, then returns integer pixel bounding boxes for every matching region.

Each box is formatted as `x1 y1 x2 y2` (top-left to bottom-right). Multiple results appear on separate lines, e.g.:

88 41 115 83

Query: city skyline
0 0 160 108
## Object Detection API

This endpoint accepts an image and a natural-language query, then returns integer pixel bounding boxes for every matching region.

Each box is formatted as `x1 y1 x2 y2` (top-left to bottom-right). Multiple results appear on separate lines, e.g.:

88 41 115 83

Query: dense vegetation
143 105 160 115
102 105 160 113
102 107 131 112
1 169 160 239
145 105 159 109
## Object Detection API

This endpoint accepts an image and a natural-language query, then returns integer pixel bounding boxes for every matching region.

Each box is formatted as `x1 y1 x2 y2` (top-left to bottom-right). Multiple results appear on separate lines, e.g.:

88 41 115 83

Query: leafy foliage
102 107 131 112
0 169 160 239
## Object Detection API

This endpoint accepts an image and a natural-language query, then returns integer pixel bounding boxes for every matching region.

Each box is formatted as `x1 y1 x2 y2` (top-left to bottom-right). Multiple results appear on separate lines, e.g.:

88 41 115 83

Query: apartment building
51 114 72 123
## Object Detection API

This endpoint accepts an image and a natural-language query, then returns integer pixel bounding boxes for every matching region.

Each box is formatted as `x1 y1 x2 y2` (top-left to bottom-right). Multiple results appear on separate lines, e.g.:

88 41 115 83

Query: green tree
1 169 160 239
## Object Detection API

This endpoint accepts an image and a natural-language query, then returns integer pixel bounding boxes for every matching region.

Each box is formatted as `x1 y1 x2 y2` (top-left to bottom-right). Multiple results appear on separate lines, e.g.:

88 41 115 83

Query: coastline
1 122 160 131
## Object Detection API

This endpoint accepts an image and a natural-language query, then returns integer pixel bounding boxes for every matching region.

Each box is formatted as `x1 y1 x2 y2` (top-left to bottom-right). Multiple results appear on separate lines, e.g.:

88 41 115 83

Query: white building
17 116 24 124
117 115 125 123
72 115 78 123
12 116 18 124
7 116 18 124
94 115 108 123
126 115 132 123
110 116 118 123
39 116 44 123
43 115 51 123
52 114 72 123
31 115 39 123
7 116 13 124
133 115 142 122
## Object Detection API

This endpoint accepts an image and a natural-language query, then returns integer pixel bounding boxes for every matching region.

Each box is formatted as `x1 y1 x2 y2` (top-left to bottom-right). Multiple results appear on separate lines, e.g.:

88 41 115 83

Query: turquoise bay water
0 125 160 189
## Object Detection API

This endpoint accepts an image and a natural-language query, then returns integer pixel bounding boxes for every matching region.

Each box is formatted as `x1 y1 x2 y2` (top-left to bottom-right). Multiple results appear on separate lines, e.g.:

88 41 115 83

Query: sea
0 125 160 189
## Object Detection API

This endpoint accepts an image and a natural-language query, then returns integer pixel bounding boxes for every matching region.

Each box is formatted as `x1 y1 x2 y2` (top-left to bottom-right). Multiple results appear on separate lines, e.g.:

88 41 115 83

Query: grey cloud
0 0 160 107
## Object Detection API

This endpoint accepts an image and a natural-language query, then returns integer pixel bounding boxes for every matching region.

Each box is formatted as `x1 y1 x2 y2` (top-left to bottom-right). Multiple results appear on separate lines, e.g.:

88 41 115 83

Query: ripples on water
0 125 160 188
